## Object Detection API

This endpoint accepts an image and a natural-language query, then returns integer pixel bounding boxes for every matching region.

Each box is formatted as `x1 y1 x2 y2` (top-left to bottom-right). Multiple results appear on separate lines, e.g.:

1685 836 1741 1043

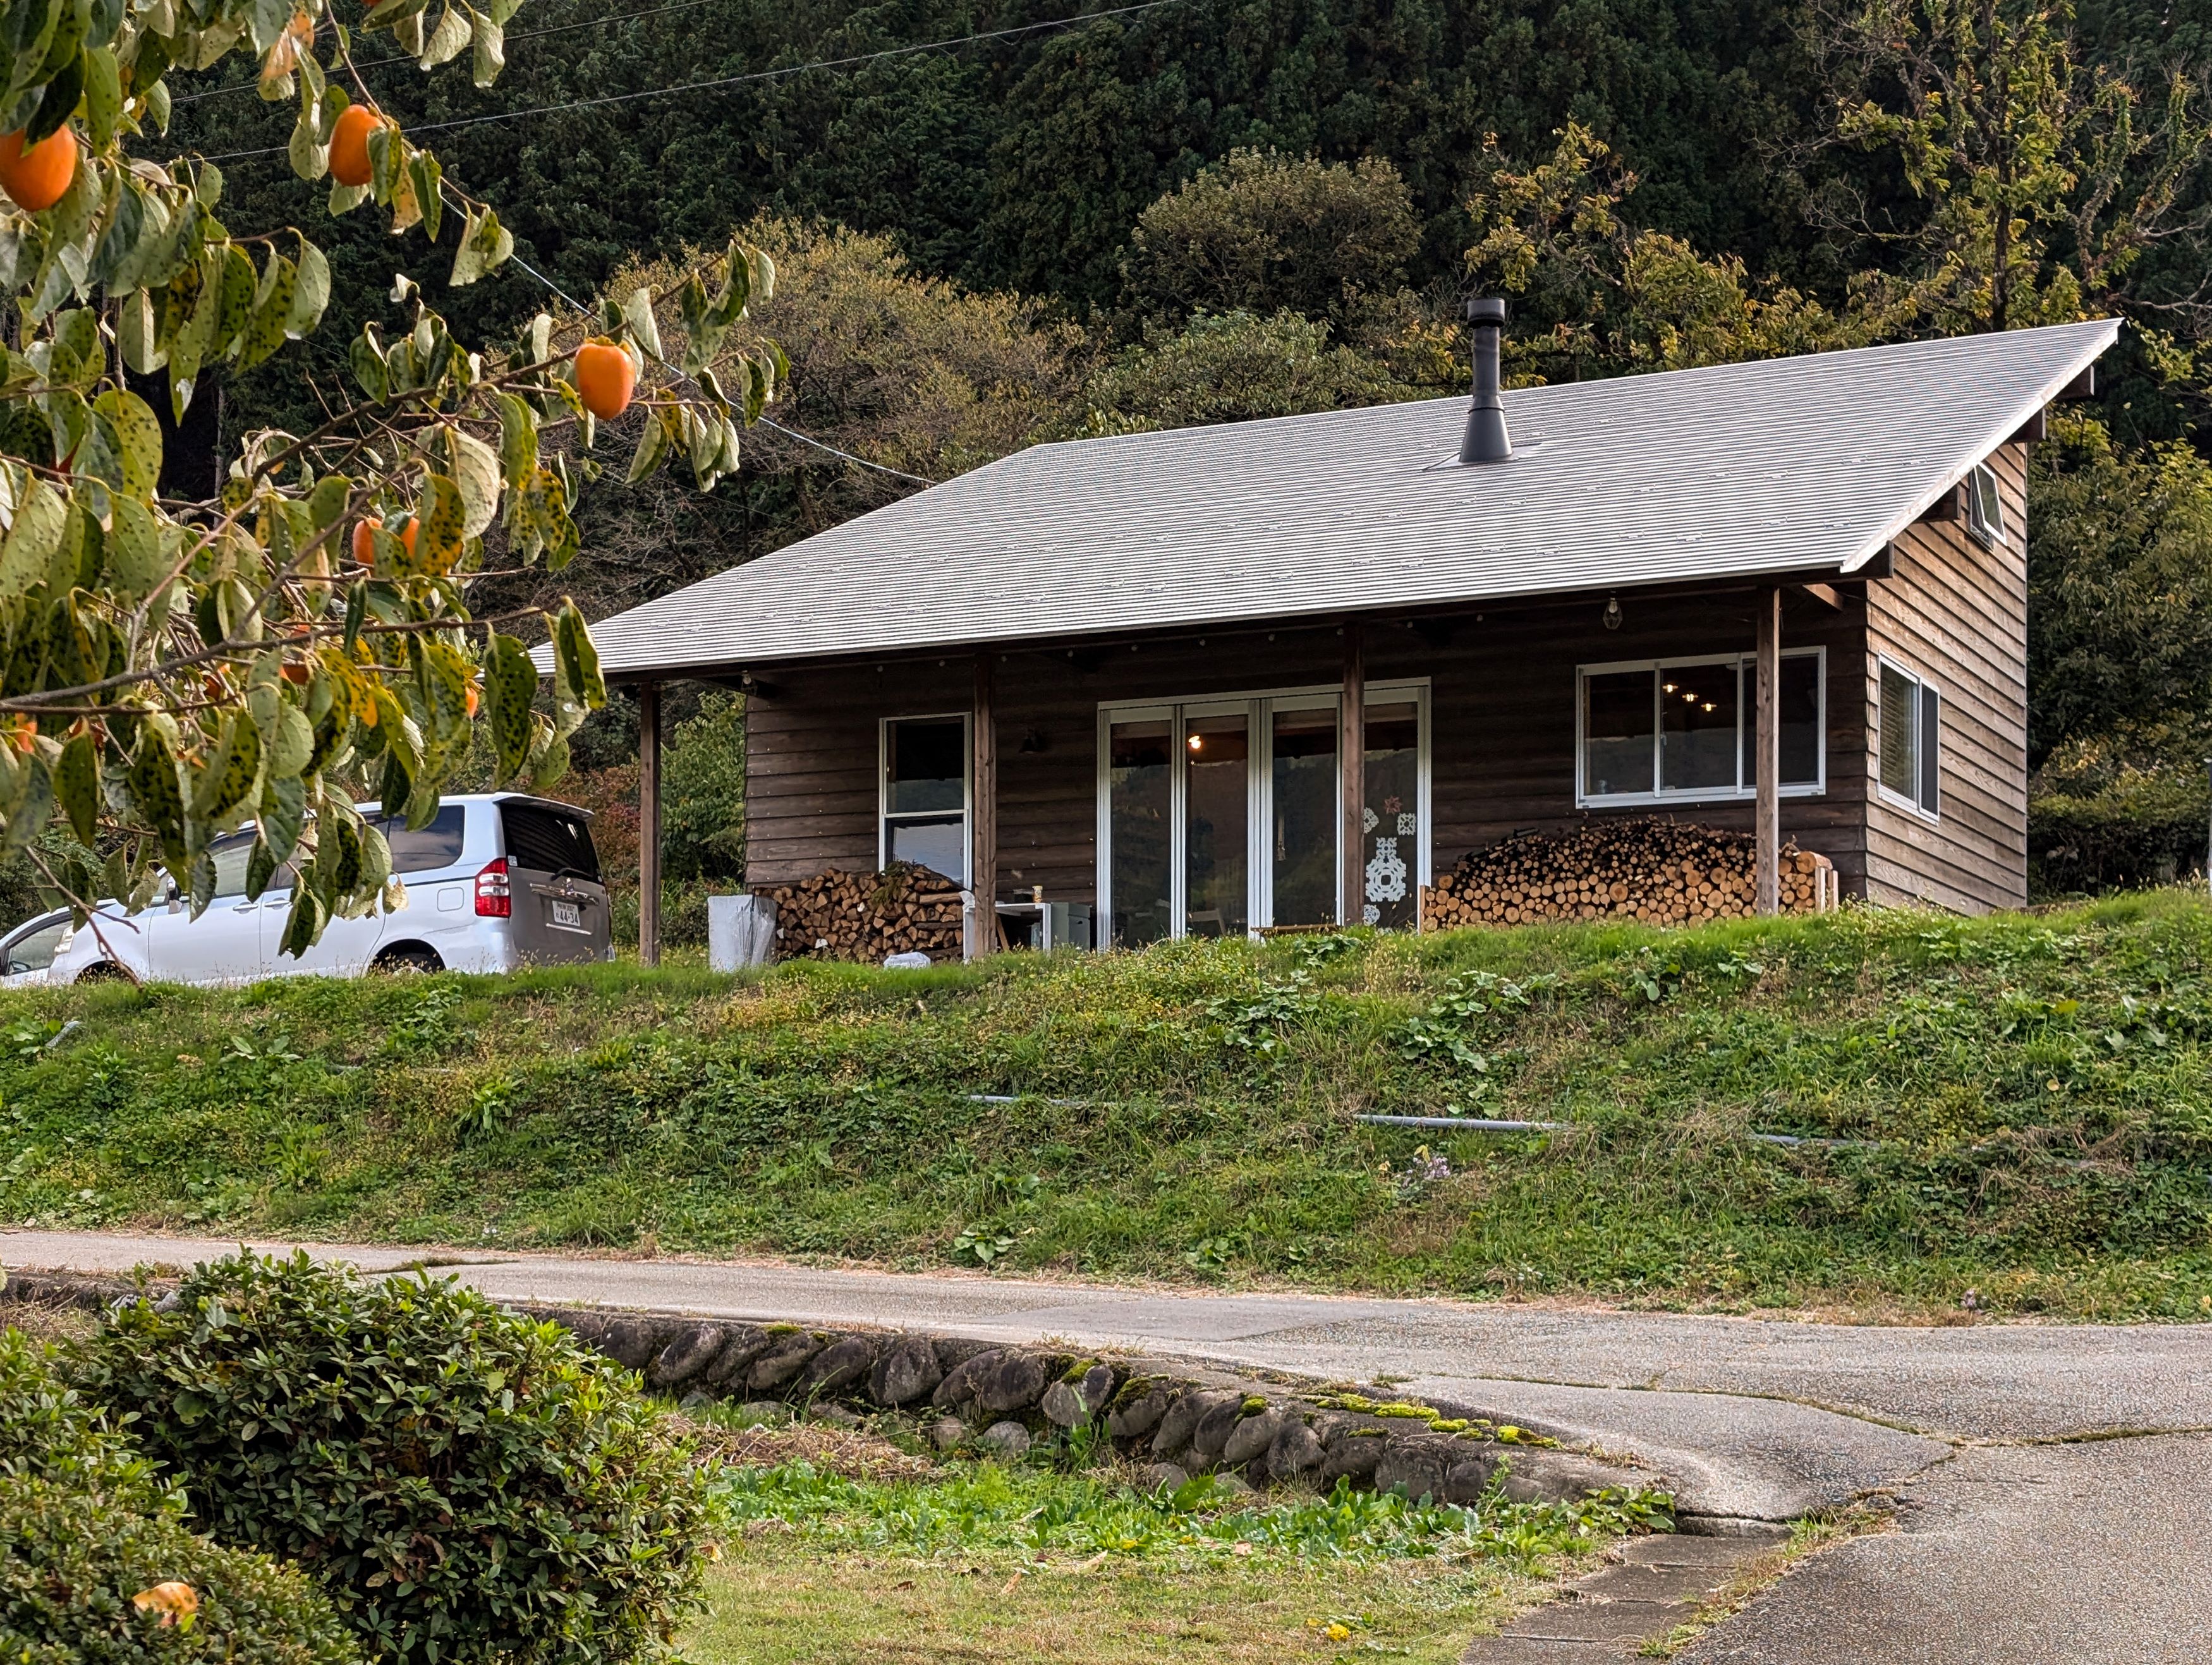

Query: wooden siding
1862 440 2031 913
745 598 1876 902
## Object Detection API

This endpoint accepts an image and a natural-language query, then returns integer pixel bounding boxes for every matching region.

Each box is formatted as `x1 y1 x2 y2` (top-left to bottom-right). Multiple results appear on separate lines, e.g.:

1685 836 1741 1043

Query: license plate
550 899 581 929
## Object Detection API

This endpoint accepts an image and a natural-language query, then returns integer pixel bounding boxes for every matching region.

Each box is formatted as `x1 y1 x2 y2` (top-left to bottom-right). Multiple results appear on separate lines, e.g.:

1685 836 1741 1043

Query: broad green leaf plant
0 0 781 963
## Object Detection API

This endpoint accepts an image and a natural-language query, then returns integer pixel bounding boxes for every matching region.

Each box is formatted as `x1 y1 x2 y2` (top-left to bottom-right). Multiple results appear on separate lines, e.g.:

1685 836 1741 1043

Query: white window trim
1095 679 1431 941
1967 462 2007 548
1874 657 1942 822
1576 648 1827 808
878 711 972 884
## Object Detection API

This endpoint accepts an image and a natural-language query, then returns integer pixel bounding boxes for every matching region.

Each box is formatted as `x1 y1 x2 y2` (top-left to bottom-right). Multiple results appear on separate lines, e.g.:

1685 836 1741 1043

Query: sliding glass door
1107 713 1174 948
1098 683 1427 945
1183 707 1251 936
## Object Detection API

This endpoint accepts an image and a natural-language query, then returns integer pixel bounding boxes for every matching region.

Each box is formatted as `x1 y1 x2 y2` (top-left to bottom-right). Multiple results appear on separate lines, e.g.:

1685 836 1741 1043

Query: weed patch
6 898 2212 1316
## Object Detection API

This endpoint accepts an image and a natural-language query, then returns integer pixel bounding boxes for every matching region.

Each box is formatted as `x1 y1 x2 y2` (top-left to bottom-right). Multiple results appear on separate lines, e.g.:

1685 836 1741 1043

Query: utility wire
170 0 728 104
190 0 1185 161
504 219 940 485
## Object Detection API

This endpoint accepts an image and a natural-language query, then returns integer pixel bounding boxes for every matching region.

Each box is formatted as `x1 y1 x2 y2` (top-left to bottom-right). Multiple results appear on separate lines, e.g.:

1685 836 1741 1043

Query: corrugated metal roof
550 318 2118 677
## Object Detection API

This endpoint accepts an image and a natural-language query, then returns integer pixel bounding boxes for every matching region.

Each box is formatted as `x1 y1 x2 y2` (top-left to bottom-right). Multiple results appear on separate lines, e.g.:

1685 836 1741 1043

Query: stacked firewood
762 862 964 962
1421 820 1837 930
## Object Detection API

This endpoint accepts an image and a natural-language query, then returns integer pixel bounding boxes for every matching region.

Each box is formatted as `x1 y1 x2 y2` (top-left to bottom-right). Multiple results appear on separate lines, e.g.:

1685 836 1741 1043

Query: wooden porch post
1754 588 1781 917
638 680 662 966
1340 623 1366 926
972 652 999 954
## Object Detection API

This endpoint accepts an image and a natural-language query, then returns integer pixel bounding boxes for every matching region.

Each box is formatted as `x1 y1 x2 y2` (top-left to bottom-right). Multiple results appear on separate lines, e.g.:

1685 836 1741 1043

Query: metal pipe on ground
1355 1113 1876 1149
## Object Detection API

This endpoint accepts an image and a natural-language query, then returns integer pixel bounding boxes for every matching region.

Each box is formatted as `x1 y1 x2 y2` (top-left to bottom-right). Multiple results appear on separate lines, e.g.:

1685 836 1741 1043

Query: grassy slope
6 893 2212 1318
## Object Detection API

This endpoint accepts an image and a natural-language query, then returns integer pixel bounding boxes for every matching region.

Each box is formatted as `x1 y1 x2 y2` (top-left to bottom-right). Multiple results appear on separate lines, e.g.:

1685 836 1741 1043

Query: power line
502 216 939 485
171 0 727 106
758 417 937 485
191 0 1185 162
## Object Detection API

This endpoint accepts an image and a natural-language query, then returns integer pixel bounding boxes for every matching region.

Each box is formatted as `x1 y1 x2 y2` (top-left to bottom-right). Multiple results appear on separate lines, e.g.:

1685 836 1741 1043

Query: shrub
0 1328 361 1665
0 1479 364 1665
73 1254 719 1665
0 1326 164 1507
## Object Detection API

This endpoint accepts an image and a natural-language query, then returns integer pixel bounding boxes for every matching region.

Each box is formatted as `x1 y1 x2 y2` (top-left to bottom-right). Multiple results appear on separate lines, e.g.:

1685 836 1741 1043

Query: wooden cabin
566 317 2120 962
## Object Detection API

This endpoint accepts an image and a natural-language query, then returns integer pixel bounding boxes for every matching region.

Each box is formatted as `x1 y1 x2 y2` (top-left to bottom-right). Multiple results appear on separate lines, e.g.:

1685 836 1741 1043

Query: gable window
1877 660 1940 818
1967 463 2007 547
881 715 969 883
1578 651 1824 805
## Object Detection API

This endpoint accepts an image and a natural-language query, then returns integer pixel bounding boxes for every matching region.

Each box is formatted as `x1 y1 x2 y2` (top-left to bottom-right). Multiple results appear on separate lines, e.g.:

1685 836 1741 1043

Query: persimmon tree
0 0 780 959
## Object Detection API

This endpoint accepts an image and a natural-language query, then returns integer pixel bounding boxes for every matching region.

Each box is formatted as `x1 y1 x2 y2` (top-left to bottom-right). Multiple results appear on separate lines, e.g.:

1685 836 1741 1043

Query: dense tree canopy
33 0 2212 919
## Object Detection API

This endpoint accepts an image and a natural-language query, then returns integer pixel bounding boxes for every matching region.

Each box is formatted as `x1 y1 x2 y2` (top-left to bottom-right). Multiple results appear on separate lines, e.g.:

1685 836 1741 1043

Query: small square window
1967 463 2006 546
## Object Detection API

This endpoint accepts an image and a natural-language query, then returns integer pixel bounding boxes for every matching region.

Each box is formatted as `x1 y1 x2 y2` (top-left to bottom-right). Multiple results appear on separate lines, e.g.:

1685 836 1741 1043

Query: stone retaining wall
2 1272 1653 1510
526 1304 1646 1507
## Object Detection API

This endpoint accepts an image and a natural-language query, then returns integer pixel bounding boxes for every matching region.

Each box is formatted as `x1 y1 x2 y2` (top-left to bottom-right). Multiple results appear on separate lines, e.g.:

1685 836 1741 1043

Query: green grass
682 1450 1658 1665
7 893 2212 1317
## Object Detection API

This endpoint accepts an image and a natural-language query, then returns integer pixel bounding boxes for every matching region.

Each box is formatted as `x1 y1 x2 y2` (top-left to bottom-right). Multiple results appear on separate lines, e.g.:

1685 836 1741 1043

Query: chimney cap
1465 296 1507 326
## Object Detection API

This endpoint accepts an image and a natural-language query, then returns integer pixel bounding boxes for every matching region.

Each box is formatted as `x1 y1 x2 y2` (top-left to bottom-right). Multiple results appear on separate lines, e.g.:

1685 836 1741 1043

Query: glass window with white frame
880 715 969 883
1098 683 1428 946
1967 463 2007 547
1877 660 1940 818
1579 650 1824 804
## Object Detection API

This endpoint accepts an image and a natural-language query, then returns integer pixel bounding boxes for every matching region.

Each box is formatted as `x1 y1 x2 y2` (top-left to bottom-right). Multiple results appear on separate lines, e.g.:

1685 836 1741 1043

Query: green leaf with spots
482 631 535 786
237 253 297 370
213 242 257 361
0 478 66 598
494 391 536 490
552 601 603 710
259 771 307 865
104 493 167 601
95 388 162 499
54 727 97 844
191 711 262 825
415 472 465 572
278 887 324 957
127 725 188 867
289 236 331 337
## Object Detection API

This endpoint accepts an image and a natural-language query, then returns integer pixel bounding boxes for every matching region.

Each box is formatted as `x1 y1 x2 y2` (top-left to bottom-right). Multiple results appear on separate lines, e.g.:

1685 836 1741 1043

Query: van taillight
475 858 511 918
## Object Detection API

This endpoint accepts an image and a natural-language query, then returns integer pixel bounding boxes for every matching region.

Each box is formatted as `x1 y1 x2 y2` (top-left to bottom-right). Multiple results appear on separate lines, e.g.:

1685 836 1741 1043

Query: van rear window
377 806 468 874
501 802 600 880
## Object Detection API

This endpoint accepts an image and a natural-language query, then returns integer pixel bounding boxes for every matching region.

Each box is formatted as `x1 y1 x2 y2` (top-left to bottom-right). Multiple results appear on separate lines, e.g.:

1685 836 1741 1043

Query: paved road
13 1228 2212 1662
10 1228 2211 1522
1677 1434 2212 1665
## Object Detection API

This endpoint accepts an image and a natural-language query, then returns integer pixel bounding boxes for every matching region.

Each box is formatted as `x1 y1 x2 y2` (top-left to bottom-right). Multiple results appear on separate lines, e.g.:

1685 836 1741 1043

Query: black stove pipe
1459 296 1512 465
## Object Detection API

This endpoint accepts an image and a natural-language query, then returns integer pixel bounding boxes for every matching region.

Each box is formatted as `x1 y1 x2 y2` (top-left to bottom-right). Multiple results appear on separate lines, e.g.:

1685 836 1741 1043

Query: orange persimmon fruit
329 105 382 188
0 126 76 212
351 515 417 566
574 339 637 420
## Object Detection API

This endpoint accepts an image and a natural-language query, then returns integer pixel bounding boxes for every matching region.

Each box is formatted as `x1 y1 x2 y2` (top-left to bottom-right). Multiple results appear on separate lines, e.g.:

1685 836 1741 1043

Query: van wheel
73 962 129 984
372 945 444 974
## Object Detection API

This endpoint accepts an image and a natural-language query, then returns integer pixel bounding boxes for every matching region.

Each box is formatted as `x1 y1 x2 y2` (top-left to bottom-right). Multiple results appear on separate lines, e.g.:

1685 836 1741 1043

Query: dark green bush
0 1328 361 1665
75 1254 719 1665
2029 754 2208 895
0 1326 163 1507
0 1479 364 1665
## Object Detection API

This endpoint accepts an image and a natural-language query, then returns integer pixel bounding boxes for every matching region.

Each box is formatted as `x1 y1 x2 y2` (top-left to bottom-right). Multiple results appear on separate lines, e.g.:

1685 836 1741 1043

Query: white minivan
26 793 612 986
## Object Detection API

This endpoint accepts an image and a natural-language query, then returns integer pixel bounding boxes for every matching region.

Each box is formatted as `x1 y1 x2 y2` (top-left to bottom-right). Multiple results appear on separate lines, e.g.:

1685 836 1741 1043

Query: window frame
1967 462 2007 548
878 712 973 885
1574 648 1828 808
1874 657 1942 821
1094 679 1430 943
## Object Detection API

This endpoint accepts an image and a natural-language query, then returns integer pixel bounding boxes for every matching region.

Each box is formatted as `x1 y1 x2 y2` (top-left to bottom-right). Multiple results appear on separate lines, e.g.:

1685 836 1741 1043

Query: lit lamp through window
1188 733 1204 751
